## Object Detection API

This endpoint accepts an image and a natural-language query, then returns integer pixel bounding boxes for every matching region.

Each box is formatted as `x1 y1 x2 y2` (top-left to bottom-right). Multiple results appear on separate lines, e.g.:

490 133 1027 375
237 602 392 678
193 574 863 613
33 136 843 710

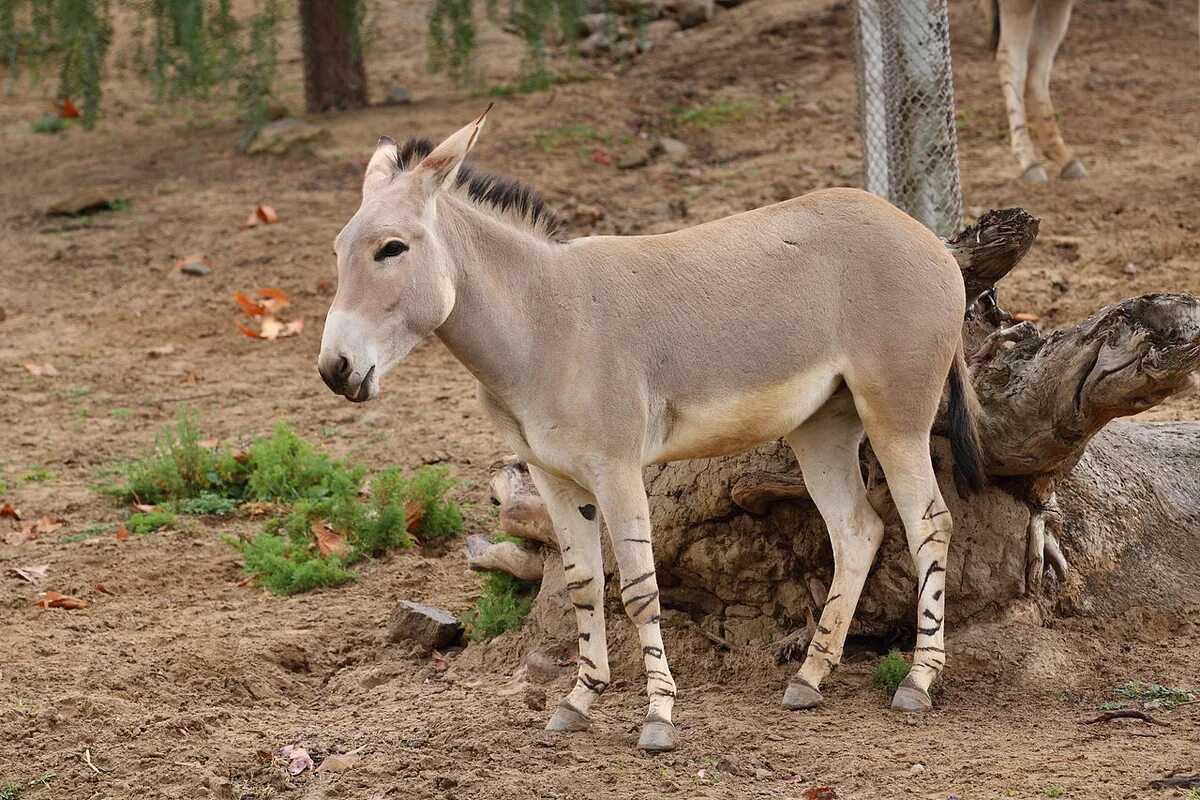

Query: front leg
594 466 678 753
527 465 610 732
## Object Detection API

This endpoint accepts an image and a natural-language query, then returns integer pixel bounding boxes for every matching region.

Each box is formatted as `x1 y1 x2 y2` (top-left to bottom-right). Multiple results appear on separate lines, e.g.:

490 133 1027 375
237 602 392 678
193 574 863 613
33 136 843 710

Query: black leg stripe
817 624 832 635
566 577 594 591
622 538 652 544
579 655 596 669
643 646 663 659
825 593 842 604
621 570 656 592
630 592 659 619
579 632 591 642
573 602 595 612
918 562 945 598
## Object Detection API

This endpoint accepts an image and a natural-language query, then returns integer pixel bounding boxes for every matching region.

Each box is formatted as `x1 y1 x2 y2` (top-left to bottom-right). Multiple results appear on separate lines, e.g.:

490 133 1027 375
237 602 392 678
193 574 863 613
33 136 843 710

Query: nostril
335 355 351 378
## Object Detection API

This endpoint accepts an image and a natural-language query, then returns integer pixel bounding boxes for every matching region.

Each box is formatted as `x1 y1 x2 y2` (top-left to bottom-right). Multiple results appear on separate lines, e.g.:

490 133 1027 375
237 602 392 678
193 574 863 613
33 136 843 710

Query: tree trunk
297 0 368 113
471 209 1200 660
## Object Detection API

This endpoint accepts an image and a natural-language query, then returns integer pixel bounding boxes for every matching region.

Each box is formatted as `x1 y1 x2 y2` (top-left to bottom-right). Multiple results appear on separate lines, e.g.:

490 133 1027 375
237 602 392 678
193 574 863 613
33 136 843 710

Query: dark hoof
891 678 933 713
782 678 823 710
1022 163 1049 183
545 701 591 732
638 718 677 752
1061 159 1088 179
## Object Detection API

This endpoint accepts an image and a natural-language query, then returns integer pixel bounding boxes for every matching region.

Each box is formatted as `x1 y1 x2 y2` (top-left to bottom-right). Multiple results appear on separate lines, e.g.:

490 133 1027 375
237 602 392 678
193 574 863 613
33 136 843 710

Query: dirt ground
1 0 1198 798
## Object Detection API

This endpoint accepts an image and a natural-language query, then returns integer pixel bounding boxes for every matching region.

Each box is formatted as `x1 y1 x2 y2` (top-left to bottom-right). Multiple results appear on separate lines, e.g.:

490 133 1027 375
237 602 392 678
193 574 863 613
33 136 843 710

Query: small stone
524 686 547 711
383 87 413 106
667 0 715 29
616 144 653 169
435 776 458 790
245 118 328 156
42 190 115 216
908 763 926 777
179 261 212 277
387 600 461 652
579 30 613 56
657 136 689 159
1123 262 1138 275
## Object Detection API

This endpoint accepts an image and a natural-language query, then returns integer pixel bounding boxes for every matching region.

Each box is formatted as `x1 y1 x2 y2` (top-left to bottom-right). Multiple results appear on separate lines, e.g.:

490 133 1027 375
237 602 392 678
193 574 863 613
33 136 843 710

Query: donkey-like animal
318 110 985 752
984 0 1088 182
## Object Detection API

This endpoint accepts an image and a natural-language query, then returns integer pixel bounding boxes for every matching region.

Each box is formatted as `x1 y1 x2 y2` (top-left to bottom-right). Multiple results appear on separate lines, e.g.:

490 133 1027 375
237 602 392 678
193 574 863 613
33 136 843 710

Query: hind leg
862 425 954 712
782 390 886 709
1026 0 1084 177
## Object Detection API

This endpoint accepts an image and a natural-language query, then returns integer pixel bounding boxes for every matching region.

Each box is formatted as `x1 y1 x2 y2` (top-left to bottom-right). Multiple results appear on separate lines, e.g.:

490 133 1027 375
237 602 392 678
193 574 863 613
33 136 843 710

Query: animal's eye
374 239 408 261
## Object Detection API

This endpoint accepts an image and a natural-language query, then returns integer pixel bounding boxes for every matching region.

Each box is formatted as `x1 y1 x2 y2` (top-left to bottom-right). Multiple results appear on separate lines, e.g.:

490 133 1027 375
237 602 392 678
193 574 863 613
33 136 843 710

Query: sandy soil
1 0 1198 798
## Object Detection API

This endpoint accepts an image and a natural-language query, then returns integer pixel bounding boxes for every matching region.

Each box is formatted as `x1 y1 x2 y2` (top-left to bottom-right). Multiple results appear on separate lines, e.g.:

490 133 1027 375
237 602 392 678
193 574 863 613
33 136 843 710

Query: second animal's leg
528 465 610 732
1025 0 1086 178
594 466 678 752
782 391 886 709
996 0 1046 181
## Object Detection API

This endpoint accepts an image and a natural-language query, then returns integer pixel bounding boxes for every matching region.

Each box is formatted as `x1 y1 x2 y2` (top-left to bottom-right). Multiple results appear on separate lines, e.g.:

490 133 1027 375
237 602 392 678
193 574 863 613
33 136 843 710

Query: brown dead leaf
11 564 49 583
316 753 360 774
312 522 349 558
257 316 303 340
57 98 81 118
1 503 19 520
255 749 273 761
1012 311 1040 323
254 287 289 315
93 583 113 594
279 745 313 776
242 205 279 228
36 516 62 535
234 291 268 318
405 498 424 533
4 526 35 546
802 788 838 800
115 523 129 541
146 344 175 358
23 362 59 377
235 576 254 588
34 590 86 610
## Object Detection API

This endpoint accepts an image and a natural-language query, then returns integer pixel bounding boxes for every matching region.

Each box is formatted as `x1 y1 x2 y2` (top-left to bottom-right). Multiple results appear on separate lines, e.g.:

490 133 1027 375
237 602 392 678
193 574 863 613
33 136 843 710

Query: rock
42 190 115 216
907 763 926 777
386 600 461 652
383 87 413 106
245 119 327 156
645 17 681 42
580 12 618 36
616 143 653 169
464 534 544 581
666 0 714 29
1123 262 1139 275
524 686 547 711
179 261 212 277
579 30 613 56
657 136 690 159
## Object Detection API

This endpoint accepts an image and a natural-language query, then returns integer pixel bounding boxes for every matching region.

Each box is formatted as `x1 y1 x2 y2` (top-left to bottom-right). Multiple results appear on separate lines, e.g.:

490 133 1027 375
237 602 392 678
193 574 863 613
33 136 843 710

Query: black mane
394 137 566 241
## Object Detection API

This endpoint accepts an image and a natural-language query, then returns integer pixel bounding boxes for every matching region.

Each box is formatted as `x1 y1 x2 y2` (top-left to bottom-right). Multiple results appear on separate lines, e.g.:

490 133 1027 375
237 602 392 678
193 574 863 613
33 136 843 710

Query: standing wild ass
318 110 985 752
984 0 1087 181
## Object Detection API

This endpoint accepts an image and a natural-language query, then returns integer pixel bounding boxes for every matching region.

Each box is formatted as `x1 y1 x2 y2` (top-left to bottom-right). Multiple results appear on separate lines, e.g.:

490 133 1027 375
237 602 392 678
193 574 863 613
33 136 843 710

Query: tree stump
469 209 1200 660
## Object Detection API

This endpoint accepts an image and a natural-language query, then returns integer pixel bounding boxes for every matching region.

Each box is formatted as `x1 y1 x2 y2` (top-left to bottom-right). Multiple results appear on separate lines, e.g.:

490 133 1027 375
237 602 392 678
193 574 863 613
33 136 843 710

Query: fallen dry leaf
4 527 35 546
243 205 279 227
175 253 213 275
405 498 424 533
93 583 113 595
57 99 81 118
234 287 300 340
115 523 129 541
316 753 360 774
11 564 49 583
802 788 838 800
255 749 273 761
235 576 254 588
1 503 19 520
257 317 304 340
279 744 314 776
234 291 268 318
1012 311 1040 323
23 362 59 377
34 590 86 610
36 516 63 535
146 344 175 358
133 504 156 513
312 522 349 558
255 287 289 315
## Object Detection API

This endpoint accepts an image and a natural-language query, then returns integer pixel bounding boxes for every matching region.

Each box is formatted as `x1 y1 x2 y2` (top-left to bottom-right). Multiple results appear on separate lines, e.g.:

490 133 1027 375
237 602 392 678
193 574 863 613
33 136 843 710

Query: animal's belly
644 369 841 464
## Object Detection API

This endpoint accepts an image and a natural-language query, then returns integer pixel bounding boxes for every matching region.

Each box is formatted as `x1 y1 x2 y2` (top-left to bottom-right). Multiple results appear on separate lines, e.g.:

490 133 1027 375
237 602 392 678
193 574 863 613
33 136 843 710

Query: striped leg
868 435 953 712
782 392 886 709
996 0 1045 181
595 467 678 752
528 465 610 732
1026 0 1085 178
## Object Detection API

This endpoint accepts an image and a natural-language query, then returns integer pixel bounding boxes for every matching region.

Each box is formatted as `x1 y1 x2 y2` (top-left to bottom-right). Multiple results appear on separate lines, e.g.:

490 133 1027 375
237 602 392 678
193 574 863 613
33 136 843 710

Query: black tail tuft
948 347 987 493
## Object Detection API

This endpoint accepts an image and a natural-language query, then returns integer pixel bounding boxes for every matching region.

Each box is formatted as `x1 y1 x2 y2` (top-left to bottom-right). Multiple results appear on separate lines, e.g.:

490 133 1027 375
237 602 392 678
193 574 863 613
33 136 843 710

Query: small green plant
108 409 244 503
1113 681 1196 708
1097 701 1127 711
1044 785 1064 798
669 101 750 129
20 466 57 482
60 524 113 543
872 650 912 696
110 407 133 419
531 124 611 152
176 492 238 516
239 533 357 595
244 422 364 502
0 781 19 800
126 510 177 534
31 113 66 134
462 571 539 642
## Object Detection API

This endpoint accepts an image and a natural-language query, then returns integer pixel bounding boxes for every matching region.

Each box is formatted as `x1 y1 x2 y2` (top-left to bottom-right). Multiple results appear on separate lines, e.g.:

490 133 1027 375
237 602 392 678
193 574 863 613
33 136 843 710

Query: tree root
1080 710 1169 726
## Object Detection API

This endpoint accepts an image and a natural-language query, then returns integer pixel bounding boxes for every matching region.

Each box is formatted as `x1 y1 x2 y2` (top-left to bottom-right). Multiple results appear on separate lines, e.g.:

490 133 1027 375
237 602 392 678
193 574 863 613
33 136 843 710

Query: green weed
238 533 357 595
1044 785 1064 798
110 408 133 419
1113 681 1196 708
176 492 238 516
107 410 244 503
60 524 113 543
872 650 911 696
462 571 538 642
669 102 750 129
532 124 612 152
126 510 177 534
31 113 66 134
20 467 57 482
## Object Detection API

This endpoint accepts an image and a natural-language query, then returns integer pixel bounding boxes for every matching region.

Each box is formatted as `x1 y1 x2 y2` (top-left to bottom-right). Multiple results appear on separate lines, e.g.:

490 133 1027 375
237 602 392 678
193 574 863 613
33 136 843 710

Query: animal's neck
433 198 566 400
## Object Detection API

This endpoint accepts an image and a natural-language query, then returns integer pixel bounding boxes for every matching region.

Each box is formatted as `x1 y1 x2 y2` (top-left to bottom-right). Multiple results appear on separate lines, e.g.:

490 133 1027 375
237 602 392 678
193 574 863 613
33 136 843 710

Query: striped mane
394 138 566 242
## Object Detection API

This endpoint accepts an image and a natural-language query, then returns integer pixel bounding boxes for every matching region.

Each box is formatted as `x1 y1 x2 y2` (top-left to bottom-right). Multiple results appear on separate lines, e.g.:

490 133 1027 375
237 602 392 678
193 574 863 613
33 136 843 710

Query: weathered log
483 208 1200 657
465 534 545 581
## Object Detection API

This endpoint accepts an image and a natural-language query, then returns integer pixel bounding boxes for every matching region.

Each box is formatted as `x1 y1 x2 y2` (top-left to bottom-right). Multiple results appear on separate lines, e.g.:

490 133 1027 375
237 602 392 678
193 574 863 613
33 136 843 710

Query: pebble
1123 262 1139 275
386 600 462 652
179 261 212 277
908 763 926 777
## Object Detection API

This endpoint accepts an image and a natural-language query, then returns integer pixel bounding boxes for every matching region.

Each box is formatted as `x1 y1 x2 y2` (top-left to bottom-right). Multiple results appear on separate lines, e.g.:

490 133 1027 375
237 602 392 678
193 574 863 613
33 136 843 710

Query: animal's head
317 107 490 402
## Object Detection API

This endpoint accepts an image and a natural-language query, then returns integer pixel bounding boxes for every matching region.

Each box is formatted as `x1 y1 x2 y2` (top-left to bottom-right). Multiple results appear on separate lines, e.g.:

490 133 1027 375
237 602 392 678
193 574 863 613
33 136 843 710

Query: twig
1079 709 1169 727
1171 697 1200 707
689 620 733 651
83 748 101 774
140 391 222 405
1149 774 1200 790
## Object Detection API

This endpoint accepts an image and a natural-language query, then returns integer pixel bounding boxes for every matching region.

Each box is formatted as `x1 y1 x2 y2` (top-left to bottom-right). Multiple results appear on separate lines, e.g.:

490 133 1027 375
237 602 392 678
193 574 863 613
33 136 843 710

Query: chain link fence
853 0 963 238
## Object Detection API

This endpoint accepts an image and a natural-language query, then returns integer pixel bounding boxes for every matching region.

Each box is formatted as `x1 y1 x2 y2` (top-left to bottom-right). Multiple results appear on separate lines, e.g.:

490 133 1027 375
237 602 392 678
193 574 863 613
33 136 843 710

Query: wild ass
318 110 986 752
983 0 1087 182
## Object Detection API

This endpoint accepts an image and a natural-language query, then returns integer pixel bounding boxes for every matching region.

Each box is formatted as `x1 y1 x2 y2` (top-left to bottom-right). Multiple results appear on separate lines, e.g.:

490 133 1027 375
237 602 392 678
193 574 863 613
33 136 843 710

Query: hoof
545 701 591 732
1022 164 1049 183
638 718 677 752
1061 159 1088 179
782 678 823 710
891 678 933 713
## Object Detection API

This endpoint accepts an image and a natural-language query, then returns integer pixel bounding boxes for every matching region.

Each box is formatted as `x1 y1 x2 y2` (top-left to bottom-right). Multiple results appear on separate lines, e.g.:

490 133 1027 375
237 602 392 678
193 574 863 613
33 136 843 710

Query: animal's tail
981 0 1000 55
947 341 987 493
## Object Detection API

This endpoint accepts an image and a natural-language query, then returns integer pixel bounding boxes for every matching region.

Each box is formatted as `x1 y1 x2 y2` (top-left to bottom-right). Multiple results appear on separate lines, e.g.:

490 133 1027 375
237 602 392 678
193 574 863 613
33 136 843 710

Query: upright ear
413 104 493 193
363 135 399 199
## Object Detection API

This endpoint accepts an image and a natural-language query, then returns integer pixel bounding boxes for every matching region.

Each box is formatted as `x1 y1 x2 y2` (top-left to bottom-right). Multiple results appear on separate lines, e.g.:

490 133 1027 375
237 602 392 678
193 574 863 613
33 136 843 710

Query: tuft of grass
238 533 357 595
31 113 66 134
176 492 238 516
669 101 750 129
1113 681 1196 708
110 407 133 419
462 571 539 642
107 409 245 504
1044 785 1064 798
872 650 911 696
20 467 58 482
532 124 612 152
243 423 365 503
126 510 177 534
60 524 113 543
